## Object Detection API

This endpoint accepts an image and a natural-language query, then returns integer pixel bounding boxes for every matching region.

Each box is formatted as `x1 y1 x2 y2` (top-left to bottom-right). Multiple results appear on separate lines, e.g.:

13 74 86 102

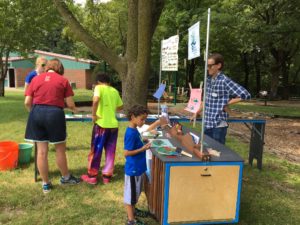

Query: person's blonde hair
35 56 47 66
45 58 64 75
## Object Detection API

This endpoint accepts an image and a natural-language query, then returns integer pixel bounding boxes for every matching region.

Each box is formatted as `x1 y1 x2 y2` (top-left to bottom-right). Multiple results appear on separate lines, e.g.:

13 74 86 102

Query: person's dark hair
208 53 224 70
127 105 150 120
96 73 110 84
45 58 64 75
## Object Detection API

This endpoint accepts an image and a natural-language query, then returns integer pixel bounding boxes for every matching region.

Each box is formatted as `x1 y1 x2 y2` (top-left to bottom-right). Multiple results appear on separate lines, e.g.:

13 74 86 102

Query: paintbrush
175 147 193 158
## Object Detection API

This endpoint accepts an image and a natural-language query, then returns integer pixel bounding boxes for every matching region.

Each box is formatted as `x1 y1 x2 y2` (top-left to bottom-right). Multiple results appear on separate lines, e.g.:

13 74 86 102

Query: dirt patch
229 118 300 163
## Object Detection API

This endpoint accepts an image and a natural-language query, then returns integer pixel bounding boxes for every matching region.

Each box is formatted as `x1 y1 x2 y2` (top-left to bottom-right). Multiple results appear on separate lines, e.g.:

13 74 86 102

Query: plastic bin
0 141 19 171
18 143 33 164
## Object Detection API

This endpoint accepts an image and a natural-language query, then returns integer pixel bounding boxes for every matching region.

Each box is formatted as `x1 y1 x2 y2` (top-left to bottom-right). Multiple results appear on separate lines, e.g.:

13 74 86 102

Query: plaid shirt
204 72 251 129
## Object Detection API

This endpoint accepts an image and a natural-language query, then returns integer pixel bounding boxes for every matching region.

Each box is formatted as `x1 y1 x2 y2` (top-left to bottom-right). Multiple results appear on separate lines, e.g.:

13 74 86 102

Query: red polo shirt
25 71 74 108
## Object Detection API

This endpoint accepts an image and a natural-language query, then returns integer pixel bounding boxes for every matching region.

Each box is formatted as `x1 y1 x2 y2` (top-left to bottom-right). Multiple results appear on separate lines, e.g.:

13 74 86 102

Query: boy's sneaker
135 208 150 218
42 182 52 194
81 174 97 185
125 219 146 225
60 174 81 185
102 175 112 184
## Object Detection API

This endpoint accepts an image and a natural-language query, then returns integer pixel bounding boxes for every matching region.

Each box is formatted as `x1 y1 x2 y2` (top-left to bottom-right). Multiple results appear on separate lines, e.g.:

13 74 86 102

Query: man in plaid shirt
192 53 251 144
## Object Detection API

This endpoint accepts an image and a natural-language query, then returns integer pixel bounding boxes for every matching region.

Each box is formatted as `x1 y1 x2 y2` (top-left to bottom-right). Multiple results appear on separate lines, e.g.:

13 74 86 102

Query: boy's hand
142 142 151 151
149 130 158 135
143 138 149 143
92 115 100 123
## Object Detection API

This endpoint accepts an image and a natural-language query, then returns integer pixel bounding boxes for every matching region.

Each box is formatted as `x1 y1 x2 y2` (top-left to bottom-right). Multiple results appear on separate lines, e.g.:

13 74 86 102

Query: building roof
34 50 99 65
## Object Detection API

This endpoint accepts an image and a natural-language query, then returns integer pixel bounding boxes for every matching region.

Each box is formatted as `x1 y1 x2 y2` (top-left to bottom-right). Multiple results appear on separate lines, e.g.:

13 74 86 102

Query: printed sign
188 22 200 60
184 88 202 113
161 35 179 71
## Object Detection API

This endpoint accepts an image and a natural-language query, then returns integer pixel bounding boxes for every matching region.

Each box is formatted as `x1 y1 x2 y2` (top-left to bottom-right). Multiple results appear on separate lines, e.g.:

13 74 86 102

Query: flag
153 83 166 99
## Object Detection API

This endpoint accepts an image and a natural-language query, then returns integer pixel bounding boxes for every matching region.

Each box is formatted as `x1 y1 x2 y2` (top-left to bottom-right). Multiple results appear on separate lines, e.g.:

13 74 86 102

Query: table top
150 126 244 163
65 114 266 124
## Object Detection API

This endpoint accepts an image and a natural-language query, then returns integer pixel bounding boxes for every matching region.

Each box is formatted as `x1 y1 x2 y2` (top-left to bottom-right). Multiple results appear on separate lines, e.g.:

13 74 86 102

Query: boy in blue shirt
124 105 152 225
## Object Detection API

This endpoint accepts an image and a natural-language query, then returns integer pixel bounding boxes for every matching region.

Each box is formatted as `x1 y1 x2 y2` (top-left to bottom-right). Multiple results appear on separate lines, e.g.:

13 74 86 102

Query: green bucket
18 143 33 164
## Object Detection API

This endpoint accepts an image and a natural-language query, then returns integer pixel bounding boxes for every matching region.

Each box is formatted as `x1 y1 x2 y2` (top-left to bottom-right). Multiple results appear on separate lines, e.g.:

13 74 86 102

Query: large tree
0 0 61 97
53 0 165 109
213 0 300 99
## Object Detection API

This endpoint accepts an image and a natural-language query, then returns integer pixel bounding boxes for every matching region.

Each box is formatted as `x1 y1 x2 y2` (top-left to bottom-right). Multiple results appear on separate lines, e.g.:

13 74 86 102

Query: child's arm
92 96 100 123
116 105 123 111
146 117 168 134
124 142 151 157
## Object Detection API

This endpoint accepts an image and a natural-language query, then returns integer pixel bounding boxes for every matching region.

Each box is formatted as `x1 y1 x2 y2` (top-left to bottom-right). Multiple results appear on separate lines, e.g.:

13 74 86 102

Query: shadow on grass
32 164 126 184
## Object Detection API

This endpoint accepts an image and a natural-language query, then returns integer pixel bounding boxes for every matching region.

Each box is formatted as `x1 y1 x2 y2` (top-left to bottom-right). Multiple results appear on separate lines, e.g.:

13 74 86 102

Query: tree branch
151 0 165 37
52 0 127 76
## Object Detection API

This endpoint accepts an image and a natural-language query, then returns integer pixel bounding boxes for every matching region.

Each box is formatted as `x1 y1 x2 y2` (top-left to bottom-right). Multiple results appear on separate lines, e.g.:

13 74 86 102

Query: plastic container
160 105 169 122
0 141 19 171
18 143 33 164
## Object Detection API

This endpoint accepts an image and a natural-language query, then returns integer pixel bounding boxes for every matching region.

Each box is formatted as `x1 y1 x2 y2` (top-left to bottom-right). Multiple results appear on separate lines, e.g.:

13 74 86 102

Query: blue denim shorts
25 105 66 144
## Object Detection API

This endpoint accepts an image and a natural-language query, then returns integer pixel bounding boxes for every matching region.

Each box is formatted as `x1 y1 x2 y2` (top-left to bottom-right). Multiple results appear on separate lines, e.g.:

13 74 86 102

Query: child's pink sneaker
102 175 112 184
81 174 97 185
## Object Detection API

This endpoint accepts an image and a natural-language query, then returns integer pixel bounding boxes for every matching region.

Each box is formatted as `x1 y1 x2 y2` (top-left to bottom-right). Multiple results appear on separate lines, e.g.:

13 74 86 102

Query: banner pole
158 39 163 116
200 8 211 153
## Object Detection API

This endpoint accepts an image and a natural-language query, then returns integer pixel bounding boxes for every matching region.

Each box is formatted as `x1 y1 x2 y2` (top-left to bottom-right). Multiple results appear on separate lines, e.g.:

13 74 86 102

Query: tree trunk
270 65 280 100
242 52 249 89
0 52 9 97
188 59 196 85
281 59 290 100
122 66 149 107
0 79 4 97
254 50 261 96
53 0 165 110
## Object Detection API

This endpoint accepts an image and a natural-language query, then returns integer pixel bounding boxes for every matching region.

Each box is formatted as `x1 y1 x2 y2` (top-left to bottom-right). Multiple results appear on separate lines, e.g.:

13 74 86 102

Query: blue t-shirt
124 127 146 176
25 70 38 84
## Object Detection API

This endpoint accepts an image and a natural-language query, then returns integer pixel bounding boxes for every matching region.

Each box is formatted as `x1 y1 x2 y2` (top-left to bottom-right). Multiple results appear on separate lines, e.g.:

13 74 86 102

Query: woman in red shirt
24 58 80 193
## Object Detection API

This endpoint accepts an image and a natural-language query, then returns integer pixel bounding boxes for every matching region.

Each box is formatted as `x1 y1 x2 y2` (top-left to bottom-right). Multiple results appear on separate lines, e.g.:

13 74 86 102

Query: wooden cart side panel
168 165 240 223
145 155 166 223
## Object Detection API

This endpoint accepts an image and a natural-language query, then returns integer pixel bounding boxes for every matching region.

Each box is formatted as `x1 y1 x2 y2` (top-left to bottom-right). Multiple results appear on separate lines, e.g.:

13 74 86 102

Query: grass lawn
231 101 300 117
0 90 299 225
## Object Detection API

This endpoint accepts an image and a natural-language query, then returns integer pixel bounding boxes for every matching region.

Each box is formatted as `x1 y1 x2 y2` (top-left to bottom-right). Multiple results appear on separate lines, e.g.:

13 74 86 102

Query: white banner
188 22 200 60
161 35 179 71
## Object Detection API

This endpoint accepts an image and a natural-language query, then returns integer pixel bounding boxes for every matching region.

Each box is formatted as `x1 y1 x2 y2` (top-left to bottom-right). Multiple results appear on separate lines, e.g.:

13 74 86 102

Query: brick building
4 50 99 89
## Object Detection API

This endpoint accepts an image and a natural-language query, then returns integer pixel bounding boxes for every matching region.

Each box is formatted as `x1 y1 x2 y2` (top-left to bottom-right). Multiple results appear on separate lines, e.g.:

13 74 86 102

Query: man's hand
223 105 230 113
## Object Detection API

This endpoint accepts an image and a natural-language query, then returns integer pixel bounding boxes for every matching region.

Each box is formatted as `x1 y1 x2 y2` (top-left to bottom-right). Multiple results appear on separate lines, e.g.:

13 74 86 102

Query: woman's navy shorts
25 105 66 144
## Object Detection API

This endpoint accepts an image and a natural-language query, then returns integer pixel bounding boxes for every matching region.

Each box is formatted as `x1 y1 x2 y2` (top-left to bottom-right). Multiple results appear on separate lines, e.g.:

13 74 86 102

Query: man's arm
224 79 251 112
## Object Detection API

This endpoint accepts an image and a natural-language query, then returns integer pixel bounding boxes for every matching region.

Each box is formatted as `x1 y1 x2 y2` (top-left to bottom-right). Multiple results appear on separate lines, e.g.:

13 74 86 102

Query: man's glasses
207 63 217 69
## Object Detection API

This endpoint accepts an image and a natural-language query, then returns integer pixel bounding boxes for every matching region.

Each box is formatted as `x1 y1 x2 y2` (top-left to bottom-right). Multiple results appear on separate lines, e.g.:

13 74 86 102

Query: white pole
201 8 211 153
158 39 163 116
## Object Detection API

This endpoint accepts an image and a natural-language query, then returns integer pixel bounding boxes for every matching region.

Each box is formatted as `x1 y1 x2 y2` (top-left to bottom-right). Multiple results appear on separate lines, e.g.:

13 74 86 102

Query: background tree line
1 0 299 105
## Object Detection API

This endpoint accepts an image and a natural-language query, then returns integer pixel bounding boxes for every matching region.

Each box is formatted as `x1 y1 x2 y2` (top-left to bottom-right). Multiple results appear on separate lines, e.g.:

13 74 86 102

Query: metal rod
158 39 163 116
201 8 211 153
